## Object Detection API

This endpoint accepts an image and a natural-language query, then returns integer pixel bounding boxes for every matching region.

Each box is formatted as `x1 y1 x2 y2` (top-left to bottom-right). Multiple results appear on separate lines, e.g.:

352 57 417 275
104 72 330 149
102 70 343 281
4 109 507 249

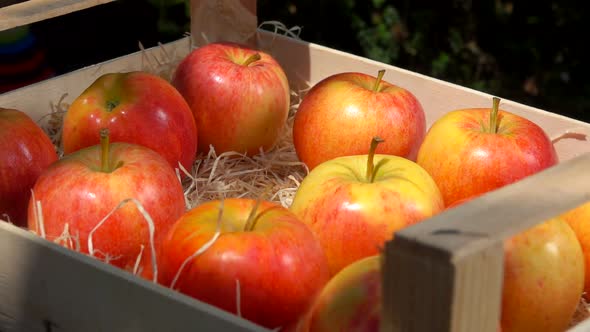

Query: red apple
449 197 584 332
289 137 444 276
62 71 198 174
416 97 558 207
0 108 58 227
157 197 331 330
27 129 186 281
293 70 426 170
296 254 382 332
172 41 290 156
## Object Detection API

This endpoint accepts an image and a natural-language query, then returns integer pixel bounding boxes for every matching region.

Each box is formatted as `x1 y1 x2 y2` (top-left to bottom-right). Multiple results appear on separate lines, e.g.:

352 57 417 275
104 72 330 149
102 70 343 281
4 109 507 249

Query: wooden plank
382 239 503 332
381 151 590 332
0 0 116 31
190 0 257 47
0 222 268 332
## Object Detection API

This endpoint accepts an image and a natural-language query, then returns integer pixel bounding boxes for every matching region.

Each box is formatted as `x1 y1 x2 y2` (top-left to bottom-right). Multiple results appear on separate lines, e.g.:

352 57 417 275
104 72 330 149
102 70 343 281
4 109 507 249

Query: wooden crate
0 0 116 31
1 1 590 331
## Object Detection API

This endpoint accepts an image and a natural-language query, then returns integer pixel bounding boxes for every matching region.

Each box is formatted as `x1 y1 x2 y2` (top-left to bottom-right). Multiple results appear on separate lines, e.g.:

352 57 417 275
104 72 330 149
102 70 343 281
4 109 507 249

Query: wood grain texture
0 0 116 31
0 222 268 332
382 237 504 332
190 0 257 47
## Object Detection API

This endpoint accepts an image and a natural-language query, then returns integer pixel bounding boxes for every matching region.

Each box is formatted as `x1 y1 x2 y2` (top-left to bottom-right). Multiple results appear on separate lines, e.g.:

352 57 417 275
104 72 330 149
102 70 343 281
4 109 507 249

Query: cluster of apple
288 63 586 331
1 40 589 332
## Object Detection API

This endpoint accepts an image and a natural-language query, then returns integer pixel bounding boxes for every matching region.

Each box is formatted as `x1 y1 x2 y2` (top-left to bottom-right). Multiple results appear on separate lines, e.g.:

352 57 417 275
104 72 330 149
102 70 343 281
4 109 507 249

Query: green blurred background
1 0 587 122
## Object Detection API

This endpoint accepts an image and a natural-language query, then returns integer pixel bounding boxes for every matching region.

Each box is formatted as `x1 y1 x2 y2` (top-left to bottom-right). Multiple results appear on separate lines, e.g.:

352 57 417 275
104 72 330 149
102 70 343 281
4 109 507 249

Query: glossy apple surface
297 254 382 332
62 71 198 173
27 131 186 280
157 198 331 330
172 42 290 156
290 138 444 276
416 97 558 206
502 218 583 332
0 108 58 227
293 70 425 170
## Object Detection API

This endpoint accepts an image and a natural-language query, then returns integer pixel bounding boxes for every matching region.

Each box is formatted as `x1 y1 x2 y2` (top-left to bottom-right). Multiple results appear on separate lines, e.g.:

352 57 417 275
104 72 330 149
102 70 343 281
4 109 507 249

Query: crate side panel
0 0 116 31
0 222 267 332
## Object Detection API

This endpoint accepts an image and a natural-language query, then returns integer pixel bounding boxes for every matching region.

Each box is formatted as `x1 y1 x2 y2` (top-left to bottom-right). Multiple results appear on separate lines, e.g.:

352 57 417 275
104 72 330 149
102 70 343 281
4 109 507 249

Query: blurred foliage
150 0 589 121
146 0 191 38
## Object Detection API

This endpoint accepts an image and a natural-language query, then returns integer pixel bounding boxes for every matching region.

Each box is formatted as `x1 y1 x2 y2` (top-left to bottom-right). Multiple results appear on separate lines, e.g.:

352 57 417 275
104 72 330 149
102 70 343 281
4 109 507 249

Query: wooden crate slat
0 222 268 332
190 0 257 47
0 0 116 32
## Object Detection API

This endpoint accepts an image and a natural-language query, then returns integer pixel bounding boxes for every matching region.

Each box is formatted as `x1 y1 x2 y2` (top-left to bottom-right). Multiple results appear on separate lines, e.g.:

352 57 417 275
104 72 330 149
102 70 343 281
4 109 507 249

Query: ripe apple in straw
62 71 198 174
289 137 444 276
157 197 331 330
172 41 290 156
448 197 584 332
27 129 186 281
293 70 426 170
294 254 382 332
416 97 558 207
0 108 58 227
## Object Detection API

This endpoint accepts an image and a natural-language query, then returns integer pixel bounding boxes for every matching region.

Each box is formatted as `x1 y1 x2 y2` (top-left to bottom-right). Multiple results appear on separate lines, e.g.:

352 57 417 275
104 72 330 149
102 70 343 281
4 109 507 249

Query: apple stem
100 128 110 173
489 97 501 134
106 100 120 113
243 198 263 232
366 136 385 183
242 53 261 67
372 70 386 92
243 186 272 232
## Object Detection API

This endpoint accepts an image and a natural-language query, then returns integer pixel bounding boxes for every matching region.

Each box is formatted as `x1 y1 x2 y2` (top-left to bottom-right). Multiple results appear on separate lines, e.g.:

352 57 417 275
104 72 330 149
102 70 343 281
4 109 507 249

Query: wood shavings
181 98 308 209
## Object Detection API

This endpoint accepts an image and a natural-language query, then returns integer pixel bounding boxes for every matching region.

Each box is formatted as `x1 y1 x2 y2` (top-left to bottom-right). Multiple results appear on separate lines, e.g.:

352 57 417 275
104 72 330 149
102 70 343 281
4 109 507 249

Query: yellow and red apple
172 42 290 156
293 70 426 170
417 97 558 207
560 202 590 300
290 137 444 276
295 254 382 332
